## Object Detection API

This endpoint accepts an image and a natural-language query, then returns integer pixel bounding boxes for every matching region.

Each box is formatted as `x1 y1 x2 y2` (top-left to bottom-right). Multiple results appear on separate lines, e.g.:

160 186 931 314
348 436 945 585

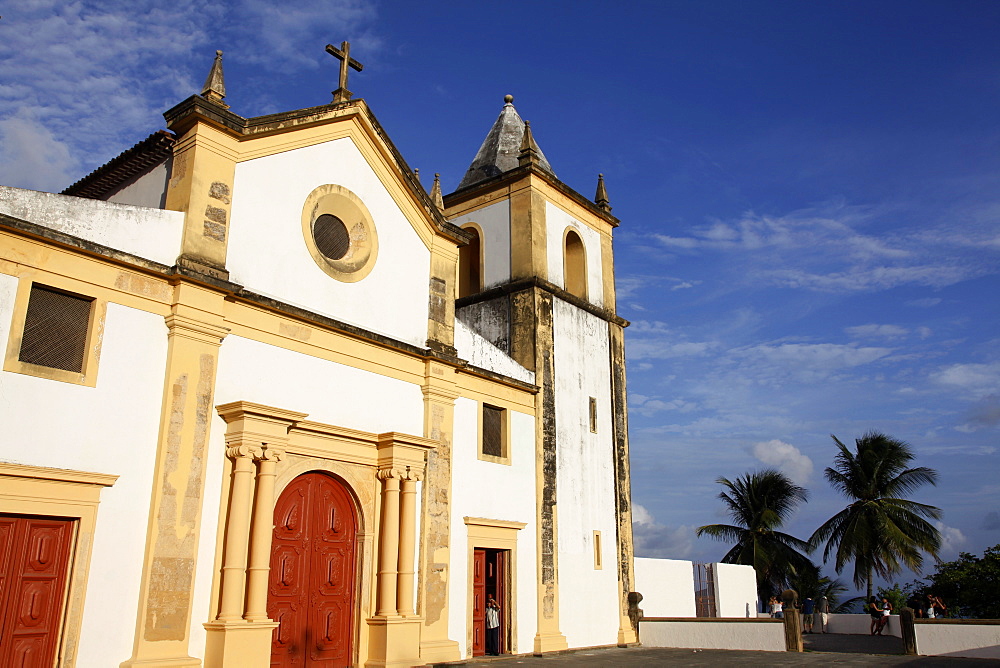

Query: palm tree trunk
866 565 873 602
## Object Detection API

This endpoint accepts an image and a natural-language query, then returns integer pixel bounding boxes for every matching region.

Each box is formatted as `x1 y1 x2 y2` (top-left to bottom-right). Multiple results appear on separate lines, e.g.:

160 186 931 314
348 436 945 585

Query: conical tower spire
457 95 555 189
595 173 611 212
201 50 228 108
430 173 444 211
518 121 541 167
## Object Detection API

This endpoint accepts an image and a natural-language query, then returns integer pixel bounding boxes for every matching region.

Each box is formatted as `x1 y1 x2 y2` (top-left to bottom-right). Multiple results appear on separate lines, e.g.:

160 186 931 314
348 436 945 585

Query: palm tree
697 469 813 603
789 562 849 608
809 431 942 600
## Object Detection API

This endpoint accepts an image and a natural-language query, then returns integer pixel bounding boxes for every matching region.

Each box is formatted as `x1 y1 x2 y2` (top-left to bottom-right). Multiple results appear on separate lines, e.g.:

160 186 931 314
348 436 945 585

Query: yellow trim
0 463 117 668
3 276 107 387
300 183 379 283
464 517 525 656
593 530 603 570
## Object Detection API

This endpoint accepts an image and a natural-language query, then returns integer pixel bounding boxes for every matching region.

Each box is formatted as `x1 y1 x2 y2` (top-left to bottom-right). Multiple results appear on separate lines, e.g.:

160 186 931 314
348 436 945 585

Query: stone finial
518 120 541 168
595 173 611 212
414 168 420 184
504 94 514 104
201 50 228 109
430 173 444 211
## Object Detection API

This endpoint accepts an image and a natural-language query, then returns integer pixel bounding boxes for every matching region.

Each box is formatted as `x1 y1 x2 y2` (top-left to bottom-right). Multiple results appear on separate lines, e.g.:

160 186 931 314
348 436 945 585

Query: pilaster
426 236 459 356
417 359 462 662
164 117 239 280
121 282 228 668
610 322 637 645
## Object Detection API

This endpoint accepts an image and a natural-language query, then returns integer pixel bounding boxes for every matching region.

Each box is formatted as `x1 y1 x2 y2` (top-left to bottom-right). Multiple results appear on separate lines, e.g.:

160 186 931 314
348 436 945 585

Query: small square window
5 280 104 386
478 403 510 465
588 397 598 433
19 284 93 372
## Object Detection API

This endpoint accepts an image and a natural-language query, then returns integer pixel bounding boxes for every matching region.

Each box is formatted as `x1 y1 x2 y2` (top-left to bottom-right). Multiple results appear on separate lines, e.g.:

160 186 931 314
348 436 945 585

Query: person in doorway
802 596 815 633
869 596 883 635
817 595 830 633
485 594 501 655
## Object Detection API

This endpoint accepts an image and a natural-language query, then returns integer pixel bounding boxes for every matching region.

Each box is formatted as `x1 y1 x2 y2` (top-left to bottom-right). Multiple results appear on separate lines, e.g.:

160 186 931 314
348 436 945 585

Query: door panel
472 549 485 656
269 473 357 667
0 515 75 668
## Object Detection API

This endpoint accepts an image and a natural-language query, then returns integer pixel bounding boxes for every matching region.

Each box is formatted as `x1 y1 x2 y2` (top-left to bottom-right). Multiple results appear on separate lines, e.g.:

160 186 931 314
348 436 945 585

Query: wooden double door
0 514 75 668
268 473 358 667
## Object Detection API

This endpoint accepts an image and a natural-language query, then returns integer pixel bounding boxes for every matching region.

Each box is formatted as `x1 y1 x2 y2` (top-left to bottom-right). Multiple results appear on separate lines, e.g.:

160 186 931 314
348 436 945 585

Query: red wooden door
269 473 357 667
472 549 485 656
0 514 75 668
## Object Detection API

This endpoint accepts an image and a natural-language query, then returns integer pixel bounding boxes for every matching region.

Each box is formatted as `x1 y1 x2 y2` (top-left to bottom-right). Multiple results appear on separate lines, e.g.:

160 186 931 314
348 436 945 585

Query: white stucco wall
633 558 696 617
228 138 431 348
915 621 1000 659
449 199 510 289
0 273 167 667
186 334 428 655
0 185 183 266
713 563 758 618
107 158 170 209
826 613 902 637
552 297 619 647
454 320 533 384
544 202 604 308
449 399 537 656
640 619 785 651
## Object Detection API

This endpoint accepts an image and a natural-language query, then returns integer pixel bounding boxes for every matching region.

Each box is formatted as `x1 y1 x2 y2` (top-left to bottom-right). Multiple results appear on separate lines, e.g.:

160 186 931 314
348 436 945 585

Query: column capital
165 313 230 346
377 467 404 482
226 444 262 460
256 445 286 463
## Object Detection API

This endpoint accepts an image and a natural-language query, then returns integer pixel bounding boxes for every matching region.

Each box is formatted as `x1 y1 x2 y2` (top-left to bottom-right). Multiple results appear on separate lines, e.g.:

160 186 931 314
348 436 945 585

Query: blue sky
2 1 998 592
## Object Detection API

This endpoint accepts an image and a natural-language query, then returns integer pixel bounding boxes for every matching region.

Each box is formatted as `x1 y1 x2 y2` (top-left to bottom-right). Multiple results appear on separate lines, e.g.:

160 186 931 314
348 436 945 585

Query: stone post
900 607 917 655
781 589 802 652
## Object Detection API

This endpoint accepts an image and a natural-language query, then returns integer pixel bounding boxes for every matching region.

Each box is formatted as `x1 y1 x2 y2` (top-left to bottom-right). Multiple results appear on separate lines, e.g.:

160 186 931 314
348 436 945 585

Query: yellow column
396 471 420 616
244 445 284 622
217 445 260 621
376 468 402 617
121 283 228 668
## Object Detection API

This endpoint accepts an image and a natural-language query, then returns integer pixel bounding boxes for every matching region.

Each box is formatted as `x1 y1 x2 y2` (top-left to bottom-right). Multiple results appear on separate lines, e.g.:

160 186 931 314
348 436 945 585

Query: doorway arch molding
205 400 437 668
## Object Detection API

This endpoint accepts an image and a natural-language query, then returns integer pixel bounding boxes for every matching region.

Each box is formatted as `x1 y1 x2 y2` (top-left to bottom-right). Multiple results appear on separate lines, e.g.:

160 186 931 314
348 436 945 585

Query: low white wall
640 619 785 651
915 621 1000 659
827 613 902 638
713 563 757 617
634 558 696 618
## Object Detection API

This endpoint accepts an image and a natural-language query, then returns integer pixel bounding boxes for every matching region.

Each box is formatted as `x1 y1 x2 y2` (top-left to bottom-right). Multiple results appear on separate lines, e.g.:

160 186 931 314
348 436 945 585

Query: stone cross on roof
325 41 364 103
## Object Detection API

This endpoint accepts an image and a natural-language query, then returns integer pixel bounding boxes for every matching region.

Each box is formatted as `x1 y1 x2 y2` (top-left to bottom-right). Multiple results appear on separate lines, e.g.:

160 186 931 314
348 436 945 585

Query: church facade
0 52 636 668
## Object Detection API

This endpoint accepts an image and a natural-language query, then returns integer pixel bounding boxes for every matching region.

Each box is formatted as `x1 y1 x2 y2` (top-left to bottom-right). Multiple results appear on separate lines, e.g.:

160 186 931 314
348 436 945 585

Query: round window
313 214 351 260
301 184 379 283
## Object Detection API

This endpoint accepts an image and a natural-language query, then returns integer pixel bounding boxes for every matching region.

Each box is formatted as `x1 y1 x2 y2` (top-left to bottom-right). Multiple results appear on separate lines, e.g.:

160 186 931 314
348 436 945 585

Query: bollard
781 589 803 652
900 607 917 655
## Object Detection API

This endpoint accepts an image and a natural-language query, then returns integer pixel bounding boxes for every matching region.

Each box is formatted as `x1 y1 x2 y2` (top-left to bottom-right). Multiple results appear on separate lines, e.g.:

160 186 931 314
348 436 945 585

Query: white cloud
750 439 813 484
932 362 1000 399
935 521 967 559
631 504 696 559
630 393 698 417
845 324 909 340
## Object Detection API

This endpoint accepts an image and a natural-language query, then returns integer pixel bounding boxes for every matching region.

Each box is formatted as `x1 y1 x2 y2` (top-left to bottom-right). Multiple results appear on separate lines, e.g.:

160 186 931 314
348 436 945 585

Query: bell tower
443 96 637 653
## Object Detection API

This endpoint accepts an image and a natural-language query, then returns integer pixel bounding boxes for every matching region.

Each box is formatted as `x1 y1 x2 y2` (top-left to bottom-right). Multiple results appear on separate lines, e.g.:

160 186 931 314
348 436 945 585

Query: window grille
693 563 718 617
18 284 93 373
313 214 351 260
482 405 504 457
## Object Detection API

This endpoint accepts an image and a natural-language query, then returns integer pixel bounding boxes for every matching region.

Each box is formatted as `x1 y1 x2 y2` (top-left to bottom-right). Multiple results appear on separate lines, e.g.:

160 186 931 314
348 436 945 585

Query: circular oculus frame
301 184 379 283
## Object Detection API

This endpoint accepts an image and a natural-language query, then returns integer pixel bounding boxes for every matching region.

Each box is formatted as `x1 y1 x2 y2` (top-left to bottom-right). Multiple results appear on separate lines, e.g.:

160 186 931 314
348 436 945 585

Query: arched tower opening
564 229 587 299
458 225 483 298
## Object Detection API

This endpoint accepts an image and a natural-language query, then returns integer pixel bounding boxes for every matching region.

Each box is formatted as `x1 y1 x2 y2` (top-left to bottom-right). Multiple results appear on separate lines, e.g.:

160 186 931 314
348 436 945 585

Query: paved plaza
433 638 1000 667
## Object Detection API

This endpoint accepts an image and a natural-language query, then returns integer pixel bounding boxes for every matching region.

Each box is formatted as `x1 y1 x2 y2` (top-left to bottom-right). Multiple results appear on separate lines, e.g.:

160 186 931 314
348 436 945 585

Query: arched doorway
268 472 358 667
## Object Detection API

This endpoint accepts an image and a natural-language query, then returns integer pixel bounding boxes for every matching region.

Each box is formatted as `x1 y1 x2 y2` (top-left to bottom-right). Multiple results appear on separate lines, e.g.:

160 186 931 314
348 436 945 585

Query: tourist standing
869 596 883 635
485 594 501 655
817 595 829 633
878 596 893 635
802 596 815 633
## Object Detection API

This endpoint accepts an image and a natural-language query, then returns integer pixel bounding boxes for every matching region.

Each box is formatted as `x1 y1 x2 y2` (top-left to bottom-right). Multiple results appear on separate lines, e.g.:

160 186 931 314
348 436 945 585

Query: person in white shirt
485 594 501 655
